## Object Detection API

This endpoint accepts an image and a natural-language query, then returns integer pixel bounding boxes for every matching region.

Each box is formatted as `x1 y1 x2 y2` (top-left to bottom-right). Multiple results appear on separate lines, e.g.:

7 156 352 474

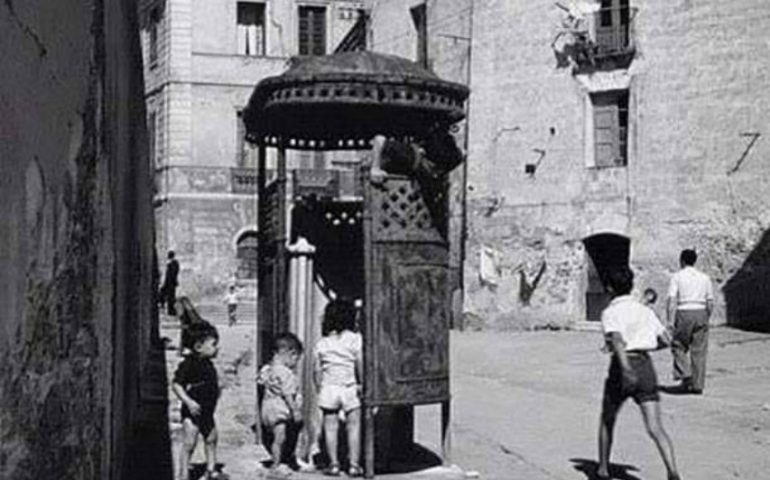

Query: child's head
605 266 634 296
272 332 304 369
229 284 236 292
643 287 658 305
191 324 219 358
322 299 357 335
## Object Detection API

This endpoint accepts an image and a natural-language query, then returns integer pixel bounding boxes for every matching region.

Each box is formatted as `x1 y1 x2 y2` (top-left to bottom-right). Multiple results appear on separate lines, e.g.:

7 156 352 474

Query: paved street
161 310 770 480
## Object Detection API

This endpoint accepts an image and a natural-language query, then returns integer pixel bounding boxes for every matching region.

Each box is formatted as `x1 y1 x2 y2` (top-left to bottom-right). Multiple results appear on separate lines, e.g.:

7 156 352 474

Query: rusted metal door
361 169 451 476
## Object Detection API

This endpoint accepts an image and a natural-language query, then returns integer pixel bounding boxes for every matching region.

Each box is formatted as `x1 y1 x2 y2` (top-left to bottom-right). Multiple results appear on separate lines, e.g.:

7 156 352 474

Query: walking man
667 249 714 394
162 250 181 315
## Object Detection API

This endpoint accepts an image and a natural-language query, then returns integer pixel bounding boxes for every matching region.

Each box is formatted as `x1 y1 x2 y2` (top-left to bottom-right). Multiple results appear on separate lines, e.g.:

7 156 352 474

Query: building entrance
583 233 630 321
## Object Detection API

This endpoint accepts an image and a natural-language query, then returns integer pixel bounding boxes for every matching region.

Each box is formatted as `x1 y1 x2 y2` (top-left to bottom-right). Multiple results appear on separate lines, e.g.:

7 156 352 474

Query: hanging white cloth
479 245 502 286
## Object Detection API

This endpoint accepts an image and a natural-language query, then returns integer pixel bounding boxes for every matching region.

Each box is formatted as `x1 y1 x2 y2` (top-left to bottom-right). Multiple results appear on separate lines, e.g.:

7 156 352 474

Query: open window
237 2 266 56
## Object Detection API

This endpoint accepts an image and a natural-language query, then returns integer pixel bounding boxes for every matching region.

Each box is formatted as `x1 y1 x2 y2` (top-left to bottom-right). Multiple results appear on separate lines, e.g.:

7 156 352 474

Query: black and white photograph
1 0 769 479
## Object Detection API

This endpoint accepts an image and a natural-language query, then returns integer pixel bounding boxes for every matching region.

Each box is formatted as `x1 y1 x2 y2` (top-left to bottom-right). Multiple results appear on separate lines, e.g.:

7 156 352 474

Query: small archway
235 230 258 279
583 233 630 321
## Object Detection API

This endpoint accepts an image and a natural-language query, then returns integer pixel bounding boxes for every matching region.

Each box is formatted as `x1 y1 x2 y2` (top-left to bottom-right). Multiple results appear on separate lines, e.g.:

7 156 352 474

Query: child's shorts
318 384 360 412
603 352 660 405
261 397 291 427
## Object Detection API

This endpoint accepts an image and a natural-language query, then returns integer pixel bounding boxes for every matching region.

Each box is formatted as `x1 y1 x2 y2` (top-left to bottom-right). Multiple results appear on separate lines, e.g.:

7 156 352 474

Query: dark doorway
583 233 630 321
236 230 258 279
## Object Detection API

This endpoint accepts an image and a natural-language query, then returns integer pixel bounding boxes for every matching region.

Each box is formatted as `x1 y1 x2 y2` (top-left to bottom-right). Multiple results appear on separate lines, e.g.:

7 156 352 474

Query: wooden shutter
299 6 326 56
593 101 619 167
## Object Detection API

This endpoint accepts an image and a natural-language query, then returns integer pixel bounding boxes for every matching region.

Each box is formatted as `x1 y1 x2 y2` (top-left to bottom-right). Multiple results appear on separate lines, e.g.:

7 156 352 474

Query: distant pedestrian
172 323 223 480
161 250 180 315
313 299 363 477
223 285 239 327
258 333 305 476
667 249 714 394
597 266 680 480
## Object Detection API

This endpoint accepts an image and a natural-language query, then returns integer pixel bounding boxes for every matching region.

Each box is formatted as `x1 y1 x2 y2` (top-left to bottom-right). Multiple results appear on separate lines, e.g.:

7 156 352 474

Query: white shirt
314 330 362 387
668 266 714 310
601 295 666 351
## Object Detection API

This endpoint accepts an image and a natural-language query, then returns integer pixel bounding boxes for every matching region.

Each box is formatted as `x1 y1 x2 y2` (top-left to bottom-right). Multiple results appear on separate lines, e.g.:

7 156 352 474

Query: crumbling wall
0 0 167 478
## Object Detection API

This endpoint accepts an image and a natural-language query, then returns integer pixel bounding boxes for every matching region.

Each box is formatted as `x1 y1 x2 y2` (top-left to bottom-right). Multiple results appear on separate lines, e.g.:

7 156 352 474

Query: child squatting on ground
172 323 223 480
258 333 305 476
313 299 364 477
597 266 681 480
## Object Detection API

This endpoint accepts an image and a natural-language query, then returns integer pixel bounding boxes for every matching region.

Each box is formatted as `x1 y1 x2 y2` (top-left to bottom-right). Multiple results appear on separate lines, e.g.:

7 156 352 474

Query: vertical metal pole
361 163 376 478
441 400 452 465
255 141 266 445
458 0 474 332
277 141 288 335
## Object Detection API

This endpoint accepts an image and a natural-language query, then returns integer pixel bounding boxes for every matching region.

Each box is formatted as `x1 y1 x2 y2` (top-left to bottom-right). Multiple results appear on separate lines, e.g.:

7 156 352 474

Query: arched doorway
236 230 258 279
583 233 630 321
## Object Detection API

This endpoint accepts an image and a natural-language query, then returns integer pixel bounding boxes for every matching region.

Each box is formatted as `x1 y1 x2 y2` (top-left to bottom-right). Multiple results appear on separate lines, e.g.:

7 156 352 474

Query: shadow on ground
570 458 642 480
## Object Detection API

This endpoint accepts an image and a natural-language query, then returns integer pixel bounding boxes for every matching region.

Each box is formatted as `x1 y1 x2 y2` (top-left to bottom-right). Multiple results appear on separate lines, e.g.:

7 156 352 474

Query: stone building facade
139 0 365 299
1 0 168 478
369 0 770 331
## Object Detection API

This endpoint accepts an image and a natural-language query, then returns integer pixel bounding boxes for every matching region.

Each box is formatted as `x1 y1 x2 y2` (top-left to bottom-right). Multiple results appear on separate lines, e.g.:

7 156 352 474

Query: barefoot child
172 324 223 480
597 267 681 480
258 333 304 475
313 300 363 477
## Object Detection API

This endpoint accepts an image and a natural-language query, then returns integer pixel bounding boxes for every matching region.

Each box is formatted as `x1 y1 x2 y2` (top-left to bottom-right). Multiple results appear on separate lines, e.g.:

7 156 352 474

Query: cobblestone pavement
161 312 770 480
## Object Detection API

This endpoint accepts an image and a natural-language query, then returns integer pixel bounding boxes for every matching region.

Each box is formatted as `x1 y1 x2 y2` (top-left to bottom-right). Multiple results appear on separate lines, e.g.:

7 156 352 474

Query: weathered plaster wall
0 0 166 478
462 0 770 330
370 0 770 331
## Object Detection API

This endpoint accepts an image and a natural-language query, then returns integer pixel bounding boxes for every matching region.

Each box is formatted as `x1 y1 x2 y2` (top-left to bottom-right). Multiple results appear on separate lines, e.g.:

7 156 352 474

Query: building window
237 110 258 168
237 2 265 56
149 7 161 68
148 111 158 167
591 90 628 167
410 3 428 67
298 6 326 56
595 0 631 54
236 231 258 279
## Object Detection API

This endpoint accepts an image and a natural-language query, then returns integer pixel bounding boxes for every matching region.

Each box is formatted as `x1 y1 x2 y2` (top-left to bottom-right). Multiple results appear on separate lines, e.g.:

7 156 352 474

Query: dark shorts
603 352 660 405
181 406 216 437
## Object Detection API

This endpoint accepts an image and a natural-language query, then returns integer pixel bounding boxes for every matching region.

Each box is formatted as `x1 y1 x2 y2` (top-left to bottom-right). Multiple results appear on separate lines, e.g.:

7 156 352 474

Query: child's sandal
348 465 364 477
323 464 341 477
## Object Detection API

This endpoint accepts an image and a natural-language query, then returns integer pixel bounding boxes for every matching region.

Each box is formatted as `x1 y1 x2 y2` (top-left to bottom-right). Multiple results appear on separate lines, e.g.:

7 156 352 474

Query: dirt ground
161 313 770 480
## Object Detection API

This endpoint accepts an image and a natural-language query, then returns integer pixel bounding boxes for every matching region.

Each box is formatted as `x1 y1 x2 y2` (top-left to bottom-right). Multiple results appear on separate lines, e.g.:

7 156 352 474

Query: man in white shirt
667 249 714 394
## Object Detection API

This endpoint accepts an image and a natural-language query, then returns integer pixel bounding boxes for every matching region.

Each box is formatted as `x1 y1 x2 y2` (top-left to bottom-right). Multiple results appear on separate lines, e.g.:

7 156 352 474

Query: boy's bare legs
179 419 199 480
204 426 218 475
323 410 340 468
346 408 362 469
639 401 679 478
598 398 620 478
271 423 287 469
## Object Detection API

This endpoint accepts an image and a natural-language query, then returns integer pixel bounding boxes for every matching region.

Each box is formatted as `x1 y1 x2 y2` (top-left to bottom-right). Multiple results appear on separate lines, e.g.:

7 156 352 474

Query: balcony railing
231 167 276 194
593 5 636 59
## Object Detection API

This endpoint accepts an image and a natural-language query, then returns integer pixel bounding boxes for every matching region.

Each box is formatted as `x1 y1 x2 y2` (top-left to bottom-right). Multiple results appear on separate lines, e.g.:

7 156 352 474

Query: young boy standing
258 333 305 476
597 267 681 480
223 285 239 327
172 324 223 480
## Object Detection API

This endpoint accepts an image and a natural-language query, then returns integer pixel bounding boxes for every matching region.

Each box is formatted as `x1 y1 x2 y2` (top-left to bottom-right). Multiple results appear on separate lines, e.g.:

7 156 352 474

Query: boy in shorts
598 267 681 480
258 333 304 475
172 324 223 480
313 300 363 477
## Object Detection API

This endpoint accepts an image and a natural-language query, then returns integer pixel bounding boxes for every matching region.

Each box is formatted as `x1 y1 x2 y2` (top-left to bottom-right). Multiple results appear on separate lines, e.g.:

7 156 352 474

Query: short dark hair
643 287 658 303
606 266 634 295
190 322 218 349
273 332 303 356
168 250 175 259
322 299 357 335
680 249 697 266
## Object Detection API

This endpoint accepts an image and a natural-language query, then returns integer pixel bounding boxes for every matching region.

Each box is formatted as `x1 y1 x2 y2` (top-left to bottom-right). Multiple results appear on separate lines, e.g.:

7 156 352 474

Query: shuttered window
592 90 628 167
410 3 428 67
298 6 326 56
237 2 265 56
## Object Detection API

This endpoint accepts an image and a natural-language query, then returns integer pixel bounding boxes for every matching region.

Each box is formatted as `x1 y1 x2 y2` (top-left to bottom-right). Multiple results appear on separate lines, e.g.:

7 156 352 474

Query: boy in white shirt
597 266 681 480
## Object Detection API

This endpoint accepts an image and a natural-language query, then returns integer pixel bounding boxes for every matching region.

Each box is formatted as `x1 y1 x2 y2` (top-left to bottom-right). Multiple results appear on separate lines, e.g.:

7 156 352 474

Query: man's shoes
688 387 703 395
